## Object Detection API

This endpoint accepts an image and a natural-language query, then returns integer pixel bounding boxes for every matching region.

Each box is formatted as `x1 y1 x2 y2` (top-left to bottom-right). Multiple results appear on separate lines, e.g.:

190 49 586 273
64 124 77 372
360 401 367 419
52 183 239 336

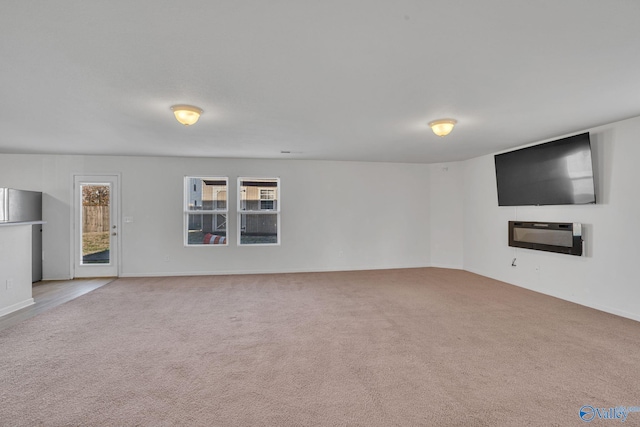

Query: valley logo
579 405 640 422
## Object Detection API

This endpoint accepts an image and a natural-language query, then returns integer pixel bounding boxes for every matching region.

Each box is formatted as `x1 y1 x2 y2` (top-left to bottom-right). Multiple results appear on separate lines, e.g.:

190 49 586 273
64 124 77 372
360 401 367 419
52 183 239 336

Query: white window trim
237 177 280 246
184 176 229 247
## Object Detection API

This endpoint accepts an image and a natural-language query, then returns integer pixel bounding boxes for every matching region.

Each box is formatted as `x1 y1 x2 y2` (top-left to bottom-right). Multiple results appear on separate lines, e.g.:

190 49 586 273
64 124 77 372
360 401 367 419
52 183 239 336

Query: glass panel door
74 175 119 277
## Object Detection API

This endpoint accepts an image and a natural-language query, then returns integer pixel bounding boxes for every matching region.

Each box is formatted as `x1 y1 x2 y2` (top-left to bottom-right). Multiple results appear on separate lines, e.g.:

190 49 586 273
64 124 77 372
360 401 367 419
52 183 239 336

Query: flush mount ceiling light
170 104 203 126
428 119 457 137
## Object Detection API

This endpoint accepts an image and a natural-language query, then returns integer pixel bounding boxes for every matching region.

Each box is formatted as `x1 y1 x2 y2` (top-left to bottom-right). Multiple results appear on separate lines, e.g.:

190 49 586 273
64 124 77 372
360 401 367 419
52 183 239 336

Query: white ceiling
1 1 640 164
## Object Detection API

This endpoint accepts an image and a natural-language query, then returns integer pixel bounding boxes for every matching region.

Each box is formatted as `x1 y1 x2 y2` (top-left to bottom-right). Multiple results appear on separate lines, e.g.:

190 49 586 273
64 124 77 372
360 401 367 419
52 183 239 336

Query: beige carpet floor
1 268 639 426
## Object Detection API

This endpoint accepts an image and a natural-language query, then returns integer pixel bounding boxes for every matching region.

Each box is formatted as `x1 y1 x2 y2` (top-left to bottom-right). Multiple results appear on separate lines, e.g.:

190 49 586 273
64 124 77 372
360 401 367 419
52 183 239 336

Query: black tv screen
494 133 596 206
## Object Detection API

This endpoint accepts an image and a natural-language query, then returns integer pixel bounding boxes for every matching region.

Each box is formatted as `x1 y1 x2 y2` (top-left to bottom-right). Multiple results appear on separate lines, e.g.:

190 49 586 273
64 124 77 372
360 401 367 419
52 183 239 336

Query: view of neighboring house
187 177 279 245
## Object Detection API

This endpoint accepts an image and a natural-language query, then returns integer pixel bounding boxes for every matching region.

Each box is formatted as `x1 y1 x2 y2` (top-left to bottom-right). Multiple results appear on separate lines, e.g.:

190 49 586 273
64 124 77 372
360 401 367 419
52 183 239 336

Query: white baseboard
42 276 73 281
119 263 432 278
0 298 35 317
430 264 463 270
464 266 640 323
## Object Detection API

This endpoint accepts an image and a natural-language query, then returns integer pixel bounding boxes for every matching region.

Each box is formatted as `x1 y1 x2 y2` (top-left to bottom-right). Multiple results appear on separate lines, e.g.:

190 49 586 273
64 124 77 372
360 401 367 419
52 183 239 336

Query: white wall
429 162 464 269
0 155 432 279
462 115 640 321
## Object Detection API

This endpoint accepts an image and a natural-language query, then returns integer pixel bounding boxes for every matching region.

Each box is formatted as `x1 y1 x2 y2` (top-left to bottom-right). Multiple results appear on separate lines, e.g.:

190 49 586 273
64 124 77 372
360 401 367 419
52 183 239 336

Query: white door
73 175 119 278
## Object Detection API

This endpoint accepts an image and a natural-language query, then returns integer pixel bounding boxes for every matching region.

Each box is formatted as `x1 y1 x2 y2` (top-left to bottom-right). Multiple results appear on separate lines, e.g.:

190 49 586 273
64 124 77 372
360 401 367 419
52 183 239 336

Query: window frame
237 177 280 246
184 176 229 247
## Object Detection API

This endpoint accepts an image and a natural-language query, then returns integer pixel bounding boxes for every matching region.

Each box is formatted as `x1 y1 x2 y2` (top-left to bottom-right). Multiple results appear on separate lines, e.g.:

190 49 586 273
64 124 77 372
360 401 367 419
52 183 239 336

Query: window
259 189 275 210
184 177 228 245
238 177 280 245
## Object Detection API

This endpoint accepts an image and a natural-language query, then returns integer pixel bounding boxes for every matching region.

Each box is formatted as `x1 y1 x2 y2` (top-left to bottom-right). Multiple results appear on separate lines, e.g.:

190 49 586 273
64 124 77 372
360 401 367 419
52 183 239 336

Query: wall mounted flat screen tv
494 132 596 206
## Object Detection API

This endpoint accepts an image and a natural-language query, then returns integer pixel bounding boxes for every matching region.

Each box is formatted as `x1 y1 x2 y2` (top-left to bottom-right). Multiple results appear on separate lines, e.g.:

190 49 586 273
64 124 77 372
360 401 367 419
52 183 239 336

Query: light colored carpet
1 268 639 426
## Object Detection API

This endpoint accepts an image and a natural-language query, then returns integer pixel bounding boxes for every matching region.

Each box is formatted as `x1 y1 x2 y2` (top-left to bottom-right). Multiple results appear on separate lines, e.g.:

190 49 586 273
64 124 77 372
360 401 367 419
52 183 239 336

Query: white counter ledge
0 220 46 227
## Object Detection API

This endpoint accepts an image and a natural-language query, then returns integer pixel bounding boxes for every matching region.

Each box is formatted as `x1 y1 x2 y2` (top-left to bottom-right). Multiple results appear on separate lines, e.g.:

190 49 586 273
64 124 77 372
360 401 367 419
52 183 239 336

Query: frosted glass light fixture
428 119 457 137
171 105 203 126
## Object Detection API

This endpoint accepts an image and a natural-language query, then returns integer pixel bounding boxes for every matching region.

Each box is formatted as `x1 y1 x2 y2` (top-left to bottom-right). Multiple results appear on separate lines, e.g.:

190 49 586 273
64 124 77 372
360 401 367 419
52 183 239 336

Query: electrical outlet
6 278 13 290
